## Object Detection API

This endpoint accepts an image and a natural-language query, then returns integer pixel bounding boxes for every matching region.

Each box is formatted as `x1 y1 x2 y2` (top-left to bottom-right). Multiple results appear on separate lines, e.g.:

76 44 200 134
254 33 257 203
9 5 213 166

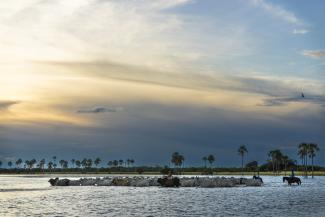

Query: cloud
250 0 301 24
77 106 123 114
293 29 309 34
260 94 325 107
302 50 325 59
40 61 281 95
42 60 325 108
0 101 19 110
0 0 196 71
0 0 255 74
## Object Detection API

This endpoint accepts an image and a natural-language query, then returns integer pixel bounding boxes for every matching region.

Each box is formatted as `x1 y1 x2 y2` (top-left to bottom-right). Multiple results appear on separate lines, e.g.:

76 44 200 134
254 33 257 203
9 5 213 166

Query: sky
0 0 324 167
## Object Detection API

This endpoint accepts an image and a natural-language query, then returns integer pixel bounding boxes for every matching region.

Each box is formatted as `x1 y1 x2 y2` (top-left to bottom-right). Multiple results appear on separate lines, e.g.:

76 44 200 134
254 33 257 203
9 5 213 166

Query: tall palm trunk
305 154 308 178
311 156 314 178
301 158 304 175
241 154 244 176
304 154 306 177
272 160 275 175
275 160 277 175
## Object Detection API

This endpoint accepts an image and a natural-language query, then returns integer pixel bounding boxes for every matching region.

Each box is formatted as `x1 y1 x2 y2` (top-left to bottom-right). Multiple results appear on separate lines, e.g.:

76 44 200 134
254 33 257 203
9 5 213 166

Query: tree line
0 142 320 177
238 142 320 178
161 142 320 177
0 157 135 170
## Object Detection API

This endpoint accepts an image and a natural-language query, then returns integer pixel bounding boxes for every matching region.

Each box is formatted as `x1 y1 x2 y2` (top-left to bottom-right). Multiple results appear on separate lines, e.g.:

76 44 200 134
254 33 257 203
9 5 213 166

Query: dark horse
283 177 301 185
253 175 263 183
157 177 181 187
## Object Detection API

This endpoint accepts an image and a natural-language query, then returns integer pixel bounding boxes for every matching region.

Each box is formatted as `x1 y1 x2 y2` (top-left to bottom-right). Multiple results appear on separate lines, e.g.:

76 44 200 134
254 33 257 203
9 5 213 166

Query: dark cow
48 178 70 186
157 177 181 187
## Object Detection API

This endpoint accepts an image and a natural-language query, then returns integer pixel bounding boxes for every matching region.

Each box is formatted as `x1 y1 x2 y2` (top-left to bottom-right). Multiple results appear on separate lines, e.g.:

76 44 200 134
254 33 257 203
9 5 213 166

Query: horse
157 177 181 187
283 177 301 185
253 175 263 183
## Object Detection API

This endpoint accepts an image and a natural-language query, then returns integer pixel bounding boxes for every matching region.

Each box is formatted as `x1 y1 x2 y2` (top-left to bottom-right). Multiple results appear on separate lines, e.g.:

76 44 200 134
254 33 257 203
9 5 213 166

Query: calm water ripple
1 175 325 217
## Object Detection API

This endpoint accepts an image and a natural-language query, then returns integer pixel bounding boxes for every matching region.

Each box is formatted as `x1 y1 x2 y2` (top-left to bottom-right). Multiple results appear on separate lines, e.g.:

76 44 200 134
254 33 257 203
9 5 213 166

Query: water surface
1 175 324 217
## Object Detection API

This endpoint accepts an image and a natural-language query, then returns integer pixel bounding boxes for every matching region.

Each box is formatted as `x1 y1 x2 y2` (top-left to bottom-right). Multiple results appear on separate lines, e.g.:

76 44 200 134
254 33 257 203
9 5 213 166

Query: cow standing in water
157 171 181 187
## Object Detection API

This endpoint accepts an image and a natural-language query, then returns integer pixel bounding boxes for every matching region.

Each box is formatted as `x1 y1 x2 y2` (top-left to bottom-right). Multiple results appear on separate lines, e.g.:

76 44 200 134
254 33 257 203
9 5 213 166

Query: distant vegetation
0 143 321 177
238 145 248 176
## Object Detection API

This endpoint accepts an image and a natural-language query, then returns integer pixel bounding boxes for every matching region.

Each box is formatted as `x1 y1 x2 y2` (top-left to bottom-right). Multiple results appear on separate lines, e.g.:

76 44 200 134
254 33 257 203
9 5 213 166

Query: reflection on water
1 175 325 217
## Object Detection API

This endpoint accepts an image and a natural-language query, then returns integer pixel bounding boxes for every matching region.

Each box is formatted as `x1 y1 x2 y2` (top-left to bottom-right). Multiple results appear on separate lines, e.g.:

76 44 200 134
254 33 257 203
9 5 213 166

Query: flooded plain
1 175 325 217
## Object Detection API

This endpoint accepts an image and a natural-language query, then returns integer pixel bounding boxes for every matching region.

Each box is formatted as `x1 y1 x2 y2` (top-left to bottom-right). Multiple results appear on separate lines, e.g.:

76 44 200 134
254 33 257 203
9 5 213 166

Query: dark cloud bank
1 103 324 166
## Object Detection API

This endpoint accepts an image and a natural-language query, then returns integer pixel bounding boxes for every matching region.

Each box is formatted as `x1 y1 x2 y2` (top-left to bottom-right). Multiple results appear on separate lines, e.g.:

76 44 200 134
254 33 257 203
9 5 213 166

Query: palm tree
52 156 57 168
8 161 13 168
30 159 37 169
238 145 248 176
267 149 283 174
171 152 185 174
207 155 215 168
81 158 87 168
71 159 75 168
94 158 101 168
59 160 65 168
282 155 289 176
298 143 308 177
274 150 283 174
171 152 179 168
179 155 185 168
268 150 276 174
118 159 124 167
126 159 131 167
75 160 81 168
24 160 30 169
62 160 68 169
298 148 305 173
24 159 36 170
113 160 119 167
15 158 23 168
130 159 135 167
87 159 93 168
47 161 53 170
39 159 46 170
308 143 320 178
202 156 207 168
